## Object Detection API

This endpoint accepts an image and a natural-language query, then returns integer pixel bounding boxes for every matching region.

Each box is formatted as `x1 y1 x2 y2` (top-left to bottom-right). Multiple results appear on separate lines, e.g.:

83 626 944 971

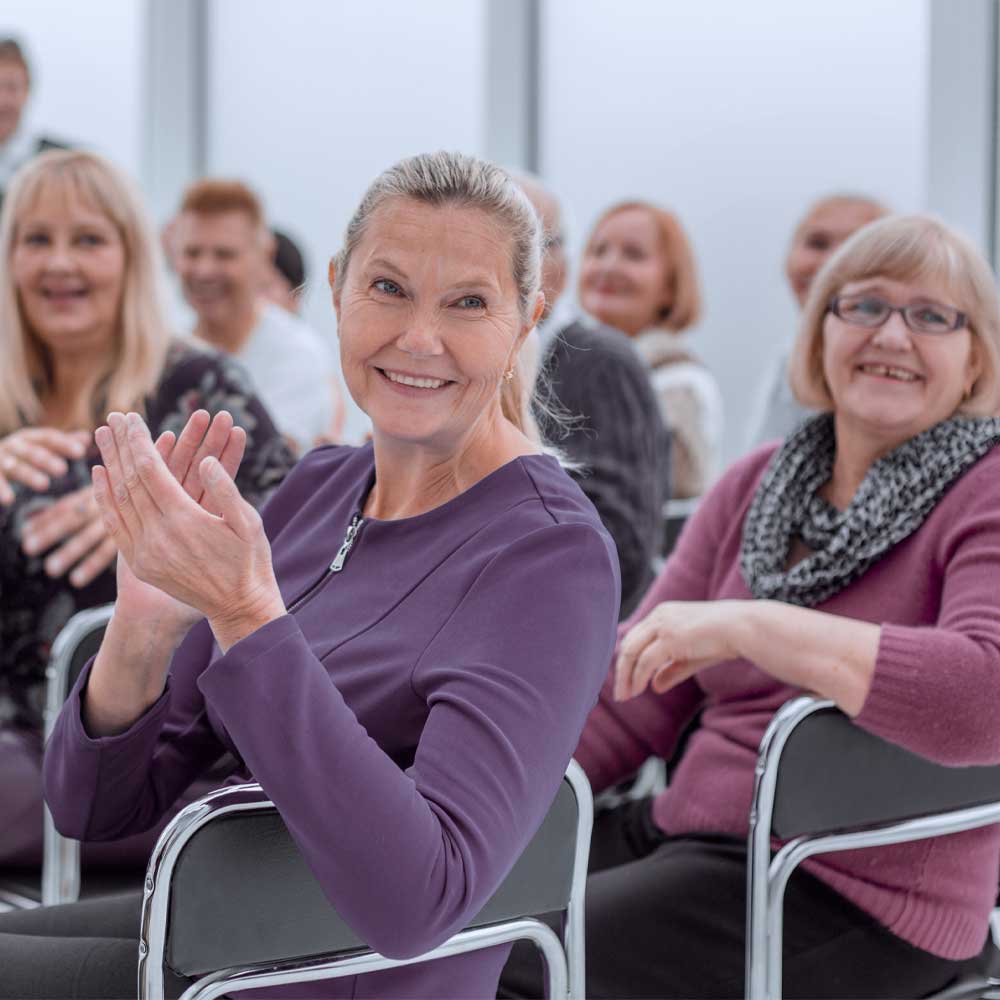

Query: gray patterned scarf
740 413 1000 607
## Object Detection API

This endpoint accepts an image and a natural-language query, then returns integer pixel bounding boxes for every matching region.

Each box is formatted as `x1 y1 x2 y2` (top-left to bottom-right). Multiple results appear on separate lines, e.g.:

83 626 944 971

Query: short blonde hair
0 150 172 433
789 215 1000 417
585 200 702 333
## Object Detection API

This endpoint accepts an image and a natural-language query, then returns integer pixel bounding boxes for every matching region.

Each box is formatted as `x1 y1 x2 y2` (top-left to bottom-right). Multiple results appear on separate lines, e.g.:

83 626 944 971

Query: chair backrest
770 701 1000 840
39 605 115 907
144 763 590 979
44 604 115 740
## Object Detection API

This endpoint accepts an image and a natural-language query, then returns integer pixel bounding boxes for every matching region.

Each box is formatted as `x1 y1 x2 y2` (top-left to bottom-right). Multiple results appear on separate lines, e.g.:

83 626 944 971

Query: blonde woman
0 151 618 1000
578 200 721 498
0 150 294 867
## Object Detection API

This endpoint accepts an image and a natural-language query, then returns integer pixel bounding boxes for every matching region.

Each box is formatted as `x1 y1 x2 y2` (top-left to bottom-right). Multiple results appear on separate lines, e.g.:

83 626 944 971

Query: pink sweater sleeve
856 456 1000 766
575 450 772 789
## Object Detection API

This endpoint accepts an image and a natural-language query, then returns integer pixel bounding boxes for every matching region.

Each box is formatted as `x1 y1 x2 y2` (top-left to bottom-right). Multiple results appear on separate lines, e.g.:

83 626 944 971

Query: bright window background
1 0 143 177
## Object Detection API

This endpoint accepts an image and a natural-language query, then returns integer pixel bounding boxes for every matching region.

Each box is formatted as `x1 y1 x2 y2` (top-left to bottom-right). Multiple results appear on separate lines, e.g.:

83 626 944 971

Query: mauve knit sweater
43 444 620 999
575 441 1000 961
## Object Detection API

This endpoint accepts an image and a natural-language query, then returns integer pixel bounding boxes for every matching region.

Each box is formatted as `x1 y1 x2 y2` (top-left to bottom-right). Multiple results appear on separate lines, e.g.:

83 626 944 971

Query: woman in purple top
502 215 1000 999
0 152 620 999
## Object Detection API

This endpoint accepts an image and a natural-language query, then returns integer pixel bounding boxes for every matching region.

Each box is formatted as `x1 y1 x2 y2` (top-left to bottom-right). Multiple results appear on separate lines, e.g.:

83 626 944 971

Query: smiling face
786 199 885 308
822 274 981 446
11 184 126 358
578 207 670 337
176 210 266 326
332 198 532 454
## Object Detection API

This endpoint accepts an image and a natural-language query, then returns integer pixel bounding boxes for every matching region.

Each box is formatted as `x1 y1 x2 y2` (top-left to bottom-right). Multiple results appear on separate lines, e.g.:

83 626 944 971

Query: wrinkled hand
96 409 250 634
614 601 746 701
0 427 90 504
22 485 115 588
92 409 284 645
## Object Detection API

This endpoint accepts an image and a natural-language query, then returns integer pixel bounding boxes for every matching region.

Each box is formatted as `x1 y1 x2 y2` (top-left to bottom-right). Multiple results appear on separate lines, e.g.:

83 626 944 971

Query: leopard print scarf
740 413 1000 607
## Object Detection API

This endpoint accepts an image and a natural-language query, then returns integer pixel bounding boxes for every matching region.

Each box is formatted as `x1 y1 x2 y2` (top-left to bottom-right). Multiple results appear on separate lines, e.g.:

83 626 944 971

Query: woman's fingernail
45 557 62 576
70 569 85 587
22 536 38 555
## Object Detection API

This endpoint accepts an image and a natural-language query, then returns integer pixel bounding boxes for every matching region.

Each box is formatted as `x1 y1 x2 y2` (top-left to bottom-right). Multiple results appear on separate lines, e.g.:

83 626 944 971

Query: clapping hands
92 408 285 650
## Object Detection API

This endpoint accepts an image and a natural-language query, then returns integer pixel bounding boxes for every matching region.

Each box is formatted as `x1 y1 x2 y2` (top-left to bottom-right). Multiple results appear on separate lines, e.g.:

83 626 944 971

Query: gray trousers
0 890 190 999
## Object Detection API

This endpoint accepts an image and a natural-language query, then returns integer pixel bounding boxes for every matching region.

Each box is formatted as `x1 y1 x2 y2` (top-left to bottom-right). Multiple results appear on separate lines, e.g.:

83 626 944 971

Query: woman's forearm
82 610 191 736
730 600 880 716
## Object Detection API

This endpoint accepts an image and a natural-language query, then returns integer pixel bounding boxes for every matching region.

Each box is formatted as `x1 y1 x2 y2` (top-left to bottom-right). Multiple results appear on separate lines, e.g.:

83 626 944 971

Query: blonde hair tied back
333 151 543 437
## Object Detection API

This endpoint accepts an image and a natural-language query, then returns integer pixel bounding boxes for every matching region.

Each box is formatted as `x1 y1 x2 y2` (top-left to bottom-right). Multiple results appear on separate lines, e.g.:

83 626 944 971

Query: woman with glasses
502 215 1000 998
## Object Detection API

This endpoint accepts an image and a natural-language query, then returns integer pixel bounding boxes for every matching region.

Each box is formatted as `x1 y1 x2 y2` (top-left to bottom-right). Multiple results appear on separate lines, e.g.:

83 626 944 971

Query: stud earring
502 368 515 383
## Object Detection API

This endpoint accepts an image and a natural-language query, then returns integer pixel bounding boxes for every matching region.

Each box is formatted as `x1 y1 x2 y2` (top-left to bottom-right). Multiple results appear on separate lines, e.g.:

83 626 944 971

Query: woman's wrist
209 587 287 654
722 599 766 662
83 611 185 736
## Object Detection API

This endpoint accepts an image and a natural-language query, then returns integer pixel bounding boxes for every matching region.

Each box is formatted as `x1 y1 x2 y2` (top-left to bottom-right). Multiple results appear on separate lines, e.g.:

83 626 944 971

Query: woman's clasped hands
91 409 286 651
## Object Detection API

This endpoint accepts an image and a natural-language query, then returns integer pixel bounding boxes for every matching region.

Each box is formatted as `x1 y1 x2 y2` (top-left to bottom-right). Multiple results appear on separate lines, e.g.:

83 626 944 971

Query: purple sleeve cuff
68 659 173 747
196 614 302 697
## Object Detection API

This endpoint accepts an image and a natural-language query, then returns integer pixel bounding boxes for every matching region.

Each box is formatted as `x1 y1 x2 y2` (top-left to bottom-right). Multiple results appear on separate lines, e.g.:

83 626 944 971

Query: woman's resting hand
92 409 285 651
614 599 879 716
22 485 116 588
614 600 745 700
0 427 90 504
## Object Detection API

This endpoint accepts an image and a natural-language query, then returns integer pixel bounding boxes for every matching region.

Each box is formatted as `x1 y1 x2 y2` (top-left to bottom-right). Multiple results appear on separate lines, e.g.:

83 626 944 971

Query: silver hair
333 150 544 436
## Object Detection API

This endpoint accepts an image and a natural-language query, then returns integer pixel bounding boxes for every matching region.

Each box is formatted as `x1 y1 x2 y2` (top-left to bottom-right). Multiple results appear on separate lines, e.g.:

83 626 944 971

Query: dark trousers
500 798 967 999
0 891 189 999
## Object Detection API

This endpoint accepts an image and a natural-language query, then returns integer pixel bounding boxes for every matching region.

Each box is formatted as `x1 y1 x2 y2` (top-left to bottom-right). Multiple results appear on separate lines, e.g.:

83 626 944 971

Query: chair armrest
766 697 1000 840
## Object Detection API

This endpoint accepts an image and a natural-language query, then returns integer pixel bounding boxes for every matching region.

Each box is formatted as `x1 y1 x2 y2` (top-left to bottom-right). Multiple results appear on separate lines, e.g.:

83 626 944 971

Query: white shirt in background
228 303 338 454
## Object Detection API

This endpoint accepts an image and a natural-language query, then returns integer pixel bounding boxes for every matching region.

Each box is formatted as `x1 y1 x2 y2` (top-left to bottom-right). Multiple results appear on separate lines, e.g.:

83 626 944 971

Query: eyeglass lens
835 295 963 334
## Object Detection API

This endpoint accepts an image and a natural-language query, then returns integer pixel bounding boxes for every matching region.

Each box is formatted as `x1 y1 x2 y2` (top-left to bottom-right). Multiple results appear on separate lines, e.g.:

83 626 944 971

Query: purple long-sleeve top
43 444 620 998
577 442 1000 961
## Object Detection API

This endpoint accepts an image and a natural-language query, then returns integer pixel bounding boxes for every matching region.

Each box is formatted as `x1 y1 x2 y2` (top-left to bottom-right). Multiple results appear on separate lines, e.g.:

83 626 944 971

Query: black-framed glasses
828 294 967 335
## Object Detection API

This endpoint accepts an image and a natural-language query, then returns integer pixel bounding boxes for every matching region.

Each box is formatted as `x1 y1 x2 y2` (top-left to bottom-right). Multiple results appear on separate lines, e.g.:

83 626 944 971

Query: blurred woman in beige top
579 201 720 498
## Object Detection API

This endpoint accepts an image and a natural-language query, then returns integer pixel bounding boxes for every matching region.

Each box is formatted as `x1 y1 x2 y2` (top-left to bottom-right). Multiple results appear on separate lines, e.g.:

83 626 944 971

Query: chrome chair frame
40 603 115 906
746 695 1000 1000
138 760 593 1000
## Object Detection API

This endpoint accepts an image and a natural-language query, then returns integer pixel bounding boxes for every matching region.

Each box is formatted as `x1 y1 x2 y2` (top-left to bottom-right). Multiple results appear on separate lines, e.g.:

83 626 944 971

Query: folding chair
138 761 593 1000
746 695 1000 1000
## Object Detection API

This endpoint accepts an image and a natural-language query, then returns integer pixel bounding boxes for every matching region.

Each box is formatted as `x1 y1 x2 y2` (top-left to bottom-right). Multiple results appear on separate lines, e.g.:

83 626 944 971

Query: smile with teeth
380 368 451 390
858 363 921 383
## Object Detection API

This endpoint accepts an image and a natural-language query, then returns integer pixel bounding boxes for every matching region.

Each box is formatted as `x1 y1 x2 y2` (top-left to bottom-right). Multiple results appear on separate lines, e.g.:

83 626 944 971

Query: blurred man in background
175 179 344 452
0 38 67 209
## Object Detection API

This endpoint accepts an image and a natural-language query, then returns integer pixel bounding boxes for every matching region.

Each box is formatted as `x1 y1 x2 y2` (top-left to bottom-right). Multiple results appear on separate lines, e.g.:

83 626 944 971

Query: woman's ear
528 291 545 334
965 336 984 395
329 259 341 319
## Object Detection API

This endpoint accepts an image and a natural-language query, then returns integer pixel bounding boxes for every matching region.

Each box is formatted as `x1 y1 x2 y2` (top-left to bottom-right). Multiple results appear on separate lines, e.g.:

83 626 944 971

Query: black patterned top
0 342 296 730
